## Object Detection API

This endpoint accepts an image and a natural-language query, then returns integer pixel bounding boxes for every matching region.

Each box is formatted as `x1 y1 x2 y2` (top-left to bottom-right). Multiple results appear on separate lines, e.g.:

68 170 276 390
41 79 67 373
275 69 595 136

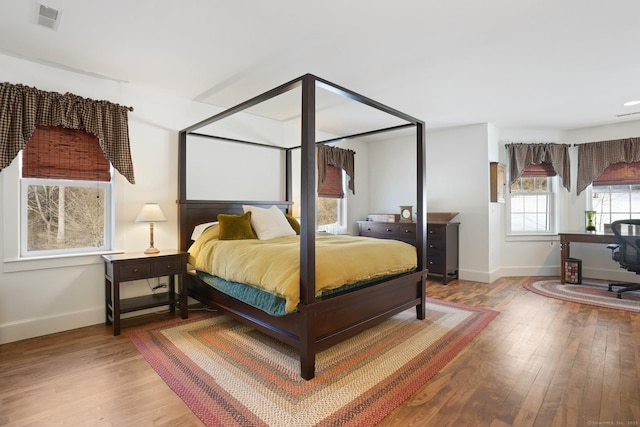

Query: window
591 185 640 230
20 126 113 257
589 161 640 230
317 165 346 233
509 175 556 234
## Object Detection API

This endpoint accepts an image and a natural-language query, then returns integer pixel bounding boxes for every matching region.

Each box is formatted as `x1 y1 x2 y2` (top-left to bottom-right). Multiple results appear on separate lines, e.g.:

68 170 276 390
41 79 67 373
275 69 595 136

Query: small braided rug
127 298 498 427
524 279 640 313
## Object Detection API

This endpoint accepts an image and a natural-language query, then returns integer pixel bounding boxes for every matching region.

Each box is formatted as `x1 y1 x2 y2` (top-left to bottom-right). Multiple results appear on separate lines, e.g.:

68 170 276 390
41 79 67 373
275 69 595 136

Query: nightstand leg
113 278 121 336
179 272 188 319
105 278 112 326
168 275 176 313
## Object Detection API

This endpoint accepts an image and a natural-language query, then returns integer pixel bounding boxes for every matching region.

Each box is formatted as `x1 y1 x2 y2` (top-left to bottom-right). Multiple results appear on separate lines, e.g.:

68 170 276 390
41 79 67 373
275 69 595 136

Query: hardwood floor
1 277 638 426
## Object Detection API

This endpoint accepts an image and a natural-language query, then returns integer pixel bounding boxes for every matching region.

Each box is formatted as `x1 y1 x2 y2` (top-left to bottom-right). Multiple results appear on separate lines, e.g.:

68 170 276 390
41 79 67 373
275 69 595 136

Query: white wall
367 132 417 215
426 124 491 282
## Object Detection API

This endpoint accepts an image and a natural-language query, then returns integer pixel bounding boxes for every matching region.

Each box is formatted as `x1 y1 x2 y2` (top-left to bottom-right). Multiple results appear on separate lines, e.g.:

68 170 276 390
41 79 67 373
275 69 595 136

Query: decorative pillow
242 205 297 240
285 214 300 235
191 221 219 241
217 212 257 240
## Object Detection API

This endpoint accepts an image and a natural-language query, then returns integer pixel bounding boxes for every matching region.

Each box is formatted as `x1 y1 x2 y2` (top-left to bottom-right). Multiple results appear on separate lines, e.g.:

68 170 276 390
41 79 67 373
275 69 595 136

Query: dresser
357 221 460 284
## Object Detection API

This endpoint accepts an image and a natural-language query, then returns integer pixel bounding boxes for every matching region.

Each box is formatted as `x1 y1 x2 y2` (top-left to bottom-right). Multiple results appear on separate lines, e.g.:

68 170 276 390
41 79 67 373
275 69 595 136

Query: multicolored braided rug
127 298 498 427
524 279 640 313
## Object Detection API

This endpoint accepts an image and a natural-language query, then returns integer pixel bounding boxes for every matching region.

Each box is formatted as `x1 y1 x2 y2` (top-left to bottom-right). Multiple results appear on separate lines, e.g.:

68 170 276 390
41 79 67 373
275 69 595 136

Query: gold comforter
188 224 417 313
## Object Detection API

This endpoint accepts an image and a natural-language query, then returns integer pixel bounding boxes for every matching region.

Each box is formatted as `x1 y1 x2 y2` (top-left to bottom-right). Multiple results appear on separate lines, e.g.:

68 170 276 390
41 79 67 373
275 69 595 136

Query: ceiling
1 0 640 135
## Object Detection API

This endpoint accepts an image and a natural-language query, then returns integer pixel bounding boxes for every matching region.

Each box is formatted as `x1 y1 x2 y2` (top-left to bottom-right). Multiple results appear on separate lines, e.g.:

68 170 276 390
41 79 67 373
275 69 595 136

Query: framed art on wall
490 162 506 203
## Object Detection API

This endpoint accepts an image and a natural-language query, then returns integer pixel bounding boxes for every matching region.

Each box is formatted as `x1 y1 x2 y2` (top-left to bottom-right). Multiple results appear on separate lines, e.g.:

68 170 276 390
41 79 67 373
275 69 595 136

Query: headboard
178 200 293 253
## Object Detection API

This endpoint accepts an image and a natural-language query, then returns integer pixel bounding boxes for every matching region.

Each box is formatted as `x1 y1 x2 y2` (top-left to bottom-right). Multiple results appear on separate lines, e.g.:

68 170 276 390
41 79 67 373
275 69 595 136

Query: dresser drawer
427 240 445 253
153 259 182 275
396 224 416 238
118 263 152 280
427 225 446 240
361 222 397 236
426 256 444 274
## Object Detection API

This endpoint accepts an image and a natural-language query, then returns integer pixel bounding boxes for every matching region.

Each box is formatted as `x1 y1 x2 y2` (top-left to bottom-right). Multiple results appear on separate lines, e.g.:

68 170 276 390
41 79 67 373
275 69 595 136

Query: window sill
506 233 559 243
3 250 124 273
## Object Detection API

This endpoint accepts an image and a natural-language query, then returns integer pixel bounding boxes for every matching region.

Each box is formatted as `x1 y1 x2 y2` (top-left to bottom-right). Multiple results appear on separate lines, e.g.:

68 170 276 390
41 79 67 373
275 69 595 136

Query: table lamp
135 203 167 254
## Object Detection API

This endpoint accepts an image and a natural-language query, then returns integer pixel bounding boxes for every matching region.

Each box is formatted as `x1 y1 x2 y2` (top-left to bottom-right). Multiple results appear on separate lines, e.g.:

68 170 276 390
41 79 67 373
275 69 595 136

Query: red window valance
592 160 640 186
23 125 111 182
521 162 557 177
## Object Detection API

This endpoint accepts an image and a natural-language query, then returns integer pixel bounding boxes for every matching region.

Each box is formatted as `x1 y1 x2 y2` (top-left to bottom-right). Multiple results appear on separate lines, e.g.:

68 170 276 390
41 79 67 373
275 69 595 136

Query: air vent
615 111 640 118
36 4 61 31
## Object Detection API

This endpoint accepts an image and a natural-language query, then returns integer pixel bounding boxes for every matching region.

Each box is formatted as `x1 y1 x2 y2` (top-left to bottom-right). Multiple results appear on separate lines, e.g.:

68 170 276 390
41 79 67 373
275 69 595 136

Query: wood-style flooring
1 277 639 427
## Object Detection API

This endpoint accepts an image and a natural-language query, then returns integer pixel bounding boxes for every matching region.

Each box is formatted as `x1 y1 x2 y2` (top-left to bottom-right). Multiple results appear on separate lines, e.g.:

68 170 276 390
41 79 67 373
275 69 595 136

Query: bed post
299 74 316 306
416 121 427 320
299 74 317 378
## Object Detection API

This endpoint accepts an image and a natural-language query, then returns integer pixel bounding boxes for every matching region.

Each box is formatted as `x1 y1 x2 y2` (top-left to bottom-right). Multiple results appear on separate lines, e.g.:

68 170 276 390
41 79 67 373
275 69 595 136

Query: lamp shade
135 203 167 223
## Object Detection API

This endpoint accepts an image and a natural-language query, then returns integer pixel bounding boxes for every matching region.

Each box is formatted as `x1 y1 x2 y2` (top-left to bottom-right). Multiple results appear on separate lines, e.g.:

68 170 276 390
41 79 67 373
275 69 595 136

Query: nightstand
102 250 188 335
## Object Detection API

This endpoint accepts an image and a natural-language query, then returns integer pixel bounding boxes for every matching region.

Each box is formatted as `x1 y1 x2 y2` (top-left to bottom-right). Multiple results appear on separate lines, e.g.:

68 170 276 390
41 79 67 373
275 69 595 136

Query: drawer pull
133 268 139 273
367 228 372 231
404 229 410 233
166 265 172 269
386 228 392 232
429 230 434 234
429 244 435 248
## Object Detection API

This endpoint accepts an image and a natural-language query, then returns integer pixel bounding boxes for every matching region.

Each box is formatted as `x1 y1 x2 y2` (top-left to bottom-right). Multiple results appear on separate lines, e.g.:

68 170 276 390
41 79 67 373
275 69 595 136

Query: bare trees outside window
26 183 106 251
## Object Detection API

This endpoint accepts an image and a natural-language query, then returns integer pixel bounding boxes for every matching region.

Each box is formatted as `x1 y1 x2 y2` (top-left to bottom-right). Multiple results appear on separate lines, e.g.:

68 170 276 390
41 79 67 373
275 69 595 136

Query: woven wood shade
521 162 557 177
22 125 111 181
593 161 640 186
317 164 344 198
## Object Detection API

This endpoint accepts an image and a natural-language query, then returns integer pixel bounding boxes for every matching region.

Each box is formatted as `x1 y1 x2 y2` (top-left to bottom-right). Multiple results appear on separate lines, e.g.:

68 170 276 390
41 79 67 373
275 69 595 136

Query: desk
559 232 617 284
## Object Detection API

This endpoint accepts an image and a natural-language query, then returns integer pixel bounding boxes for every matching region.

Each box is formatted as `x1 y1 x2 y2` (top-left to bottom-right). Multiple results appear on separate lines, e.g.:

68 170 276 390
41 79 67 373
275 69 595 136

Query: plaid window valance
0 82 135 184
577 137 640 195
507 143 571 192
317 144 355 195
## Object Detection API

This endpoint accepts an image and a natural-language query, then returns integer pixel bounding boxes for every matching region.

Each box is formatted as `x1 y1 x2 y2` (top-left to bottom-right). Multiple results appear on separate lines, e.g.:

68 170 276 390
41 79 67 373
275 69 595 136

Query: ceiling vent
615 111 640 118
36 3 62 31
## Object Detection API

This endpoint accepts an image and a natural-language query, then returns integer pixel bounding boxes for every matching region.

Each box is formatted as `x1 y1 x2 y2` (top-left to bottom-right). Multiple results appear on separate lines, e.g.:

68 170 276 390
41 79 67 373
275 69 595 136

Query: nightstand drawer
118 263 152 280
153 259 182 275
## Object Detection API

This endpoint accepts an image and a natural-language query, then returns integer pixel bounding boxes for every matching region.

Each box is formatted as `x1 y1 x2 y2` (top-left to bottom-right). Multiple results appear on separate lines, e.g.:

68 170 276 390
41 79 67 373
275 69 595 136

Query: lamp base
144 246 160 254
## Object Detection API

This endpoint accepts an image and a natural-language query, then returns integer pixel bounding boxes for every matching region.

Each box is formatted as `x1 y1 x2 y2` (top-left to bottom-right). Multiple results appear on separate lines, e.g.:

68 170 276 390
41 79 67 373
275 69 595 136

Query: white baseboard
0 307 104 345
0 297 203 344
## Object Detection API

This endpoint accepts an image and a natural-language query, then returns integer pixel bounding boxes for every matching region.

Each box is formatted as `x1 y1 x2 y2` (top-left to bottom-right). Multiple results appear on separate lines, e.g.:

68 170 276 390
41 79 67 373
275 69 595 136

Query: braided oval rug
524 279 640 313
127 298 498 427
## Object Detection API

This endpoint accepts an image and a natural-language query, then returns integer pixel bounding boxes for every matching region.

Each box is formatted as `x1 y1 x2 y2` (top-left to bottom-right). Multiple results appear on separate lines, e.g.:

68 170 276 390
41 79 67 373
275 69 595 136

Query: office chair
607 219 640 299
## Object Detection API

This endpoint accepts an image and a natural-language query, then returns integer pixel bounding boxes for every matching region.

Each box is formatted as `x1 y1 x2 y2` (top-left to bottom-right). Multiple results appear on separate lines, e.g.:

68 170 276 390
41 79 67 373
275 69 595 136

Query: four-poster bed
178 74 427 379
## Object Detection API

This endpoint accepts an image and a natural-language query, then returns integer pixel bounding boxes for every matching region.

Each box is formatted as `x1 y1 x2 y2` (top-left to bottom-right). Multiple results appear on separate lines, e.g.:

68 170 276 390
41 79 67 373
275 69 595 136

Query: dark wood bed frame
177 74 427 380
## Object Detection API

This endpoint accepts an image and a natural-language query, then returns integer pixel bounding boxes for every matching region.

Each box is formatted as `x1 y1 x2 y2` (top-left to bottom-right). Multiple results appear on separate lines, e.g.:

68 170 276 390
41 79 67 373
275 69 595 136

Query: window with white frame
589 161 640 231
590 185 640 231
20 125 113 257
509 173 557 234
317 165 346 233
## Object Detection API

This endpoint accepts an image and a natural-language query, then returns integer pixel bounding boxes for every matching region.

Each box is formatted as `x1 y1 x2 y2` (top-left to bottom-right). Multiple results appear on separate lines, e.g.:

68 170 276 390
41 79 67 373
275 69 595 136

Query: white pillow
191 221 218 241
242 205 296 240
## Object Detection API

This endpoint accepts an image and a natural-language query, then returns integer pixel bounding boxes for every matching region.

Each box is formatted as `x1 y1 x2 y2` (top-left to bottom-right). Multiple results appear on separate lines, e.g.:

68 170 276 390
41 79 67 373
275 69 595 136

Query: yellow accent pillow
217 212 257 240
285 214 300 235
